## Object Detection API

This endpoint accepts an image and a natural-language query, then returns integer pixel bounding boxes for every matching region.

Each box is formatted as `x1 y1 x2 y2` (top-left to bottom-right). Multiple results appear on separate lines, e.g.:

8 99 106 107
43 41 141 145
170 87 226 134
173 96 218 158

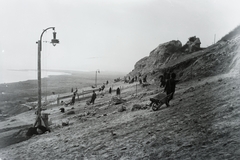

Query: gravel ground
1 73 240 160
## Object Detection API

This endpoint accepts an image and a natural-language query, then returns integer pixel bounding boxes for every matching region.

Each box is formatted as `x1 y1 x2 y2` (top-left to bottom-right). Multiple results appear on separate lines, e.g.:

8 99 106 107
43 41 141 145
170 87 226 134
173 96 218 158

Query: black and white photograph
0 0 240 159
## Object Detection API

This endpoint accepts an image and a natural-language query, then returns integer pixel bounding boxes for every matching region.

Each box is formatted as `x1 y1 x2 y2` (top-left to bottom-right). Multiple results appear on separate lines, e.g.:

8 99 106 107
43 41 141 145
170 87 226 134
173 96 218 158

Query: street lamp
36 27 59 117
95 69 100 87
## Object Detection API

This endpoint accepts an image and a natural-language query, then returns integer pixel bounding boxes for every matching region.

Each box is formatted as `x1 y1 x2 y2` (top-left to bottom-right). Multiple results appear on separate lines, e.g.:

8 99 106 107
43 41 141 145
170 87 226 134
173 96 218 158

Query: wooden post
136 83 137 96
57 95 60 105
37 40 42 116
95 71 97 87
191 65 193 79
214 34 216 44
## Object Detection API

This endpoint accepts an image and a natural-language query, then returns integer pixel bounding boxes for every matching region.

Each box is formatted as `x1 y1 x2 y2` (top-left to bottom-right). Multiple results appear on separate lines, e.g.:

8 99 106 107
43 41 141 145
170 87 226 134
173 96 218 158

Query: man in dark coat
71 92 76 105
90 90 97 104
143 75 147 83
116 87 120 96
109 87 112 94
101 84 105 91
139 78 142 84
164 72 178 105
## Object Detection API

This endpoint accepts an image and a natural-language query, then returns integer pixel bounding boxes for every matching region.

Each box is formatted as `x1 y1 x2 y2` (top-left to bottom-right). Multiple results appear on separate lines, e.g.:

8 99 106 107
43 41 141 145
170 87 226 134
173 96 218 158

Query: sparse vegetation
219 25 240 41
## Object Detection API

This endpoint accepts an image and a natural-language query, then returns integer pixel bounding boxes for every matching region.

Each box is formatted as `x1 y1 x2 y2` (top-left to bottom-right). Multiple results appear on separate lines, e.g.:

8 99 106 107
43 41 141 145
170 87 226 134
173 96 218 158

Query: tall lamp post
37 27 59 117
95 69 100 87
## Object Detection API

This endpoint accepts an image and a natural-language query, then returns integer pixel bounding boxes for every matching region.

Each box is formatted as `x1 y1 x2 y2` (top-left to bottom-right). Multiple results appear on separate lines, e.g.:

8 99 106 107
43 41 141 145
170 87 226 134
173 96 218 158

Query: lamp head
51 31 59 46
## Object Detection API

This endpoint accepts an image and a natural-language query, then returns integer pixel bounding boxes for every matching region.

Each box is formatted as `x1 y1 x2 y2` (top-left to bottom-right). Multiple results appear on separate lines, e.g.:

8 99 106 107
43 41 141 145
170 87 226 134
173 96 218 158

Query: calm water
0 70 70 84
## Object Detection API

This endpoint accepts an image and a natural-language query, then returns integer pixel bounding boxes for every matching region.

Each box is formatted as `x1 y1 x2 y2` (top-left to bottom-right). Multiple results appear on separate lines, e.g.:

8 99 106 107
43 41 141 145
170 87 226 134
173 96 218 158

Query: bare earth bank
0 73 240 160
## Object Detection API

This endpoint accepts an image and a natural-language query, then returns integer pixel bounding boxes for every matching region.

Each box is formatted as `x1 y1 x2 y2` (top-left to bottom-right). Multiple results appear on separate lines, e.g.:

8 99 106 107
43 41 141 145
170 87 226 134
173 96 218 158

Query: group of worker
65 80 122 106
29 72 179 137
89 86 121 105
67 71 178 107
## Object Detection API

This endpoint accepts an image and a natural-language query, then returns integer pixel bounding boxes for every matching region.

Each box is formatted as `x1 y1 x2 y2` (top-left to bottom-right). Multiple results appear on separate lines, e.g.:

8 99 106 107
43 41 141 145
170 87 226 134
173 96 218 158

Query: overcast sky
0 0 239 73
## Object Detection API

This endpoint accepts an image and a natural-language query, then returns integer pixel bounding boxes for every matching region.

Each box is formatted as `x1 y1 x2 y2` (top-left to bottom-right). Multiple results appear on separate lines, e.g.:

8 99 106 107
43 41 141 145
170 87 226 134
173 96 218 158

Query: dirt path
1 75 240 159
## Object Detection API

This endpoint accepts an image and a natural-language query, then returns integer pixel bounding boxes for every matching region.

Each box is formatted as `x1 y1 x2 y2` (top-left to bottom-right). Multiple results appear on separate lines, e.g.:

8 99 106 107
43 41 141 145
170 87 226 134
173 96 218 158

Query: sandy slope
0 73 240 160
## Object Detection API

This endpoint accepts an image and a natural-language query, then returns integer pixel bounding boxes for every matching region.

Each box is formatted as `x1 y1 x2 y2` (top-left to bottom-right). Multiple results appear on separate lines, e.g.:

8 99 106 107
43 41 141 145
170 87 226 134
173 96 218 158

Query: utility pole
37 27 59 117
214 34 216 44
95 69 100 87
136 83 137 96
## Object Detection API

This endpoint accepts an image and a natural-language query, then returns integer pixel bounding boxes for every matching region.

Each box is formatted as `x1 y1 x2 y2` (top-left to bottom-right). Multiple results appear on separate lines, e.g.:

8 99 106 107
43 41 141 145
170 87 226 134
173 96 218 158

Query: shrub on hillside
220 25 240 41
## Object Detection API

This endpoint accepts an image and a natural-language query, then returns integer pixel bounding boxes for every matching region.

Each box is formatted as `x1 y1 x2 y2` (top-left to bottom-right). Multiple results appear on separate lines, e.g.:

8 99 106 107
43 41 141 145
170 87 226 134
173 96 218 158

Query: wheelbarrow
149 93 173 111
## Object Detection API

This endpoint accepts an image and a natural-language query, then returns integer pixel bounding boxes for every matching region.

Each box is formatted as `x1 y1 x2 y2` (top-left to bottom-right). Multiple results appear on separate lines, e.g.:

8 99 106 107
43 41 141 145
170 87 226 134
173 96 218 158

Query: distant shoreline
8 69 128 75
0 69 127 85
0 70 72 85
8 69 76 74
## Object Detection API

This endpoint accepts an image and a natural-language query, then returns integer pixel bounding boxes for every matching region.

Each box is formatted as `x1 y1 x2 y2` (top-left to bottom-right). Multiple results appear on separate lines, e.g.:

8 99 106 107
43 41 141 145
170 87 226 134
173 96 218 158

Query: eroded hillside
129 26 240 82
1 72 240 159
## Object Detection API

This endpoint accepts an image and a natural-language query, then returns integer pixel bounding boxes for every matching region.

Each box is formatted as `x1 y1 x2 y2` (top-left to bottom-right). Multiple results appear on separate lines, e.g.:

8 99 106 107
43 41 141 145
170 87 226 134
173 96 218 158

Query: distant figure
164 72 178 105
75 88 78 94
71 93 76 105
71 88 73 93
106 80 109 85
135 76 137 82
64 93 76 106
129 78 134 84
143 75 147 83
60 107 65 113
109 87 112 94
139 78 142 84
90 90 97 104
116 87 120 96
101 84 105 91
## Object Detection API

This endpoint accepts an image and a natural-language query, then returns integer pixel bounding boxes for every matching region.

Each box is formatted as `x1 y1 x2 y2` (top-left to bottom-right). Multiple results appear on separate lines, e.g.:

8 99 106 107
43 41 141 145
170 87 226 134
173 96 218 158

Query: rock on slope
130 40 182 76
129 25 240 82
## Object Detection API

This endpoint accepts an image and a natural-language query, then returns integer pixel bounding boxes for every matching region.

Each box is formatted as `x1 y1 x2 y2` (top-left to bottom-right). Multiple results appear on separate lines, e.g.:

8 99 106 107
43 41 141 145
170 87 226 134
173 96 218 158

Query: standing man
164 72 178 105
109 87 112 94
90 90 97 105
71 92 76 105
116 87 121 97
143 75 147 83
139 78 142 84
101 84 105 91
75 88 78 94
